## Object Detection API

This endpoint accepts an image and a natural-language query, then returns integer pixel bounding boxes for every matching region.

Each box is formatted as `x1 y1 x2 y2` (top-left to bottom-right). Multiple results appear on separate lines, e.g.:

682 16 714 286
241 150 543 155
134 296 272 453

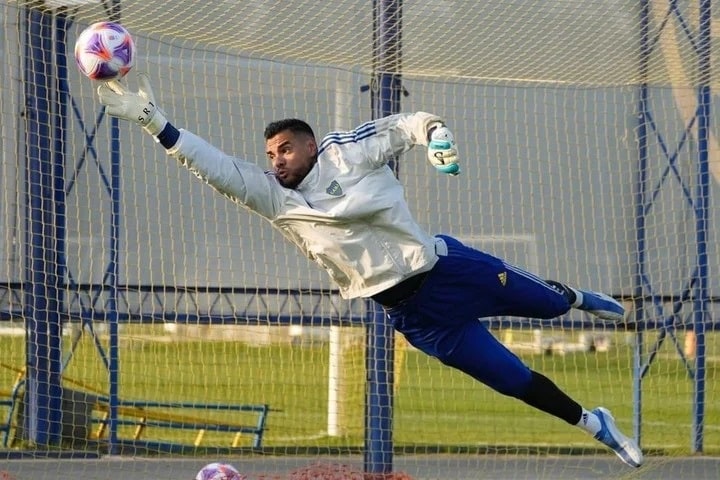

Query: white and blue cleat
575 290 625 322
592 407 643 468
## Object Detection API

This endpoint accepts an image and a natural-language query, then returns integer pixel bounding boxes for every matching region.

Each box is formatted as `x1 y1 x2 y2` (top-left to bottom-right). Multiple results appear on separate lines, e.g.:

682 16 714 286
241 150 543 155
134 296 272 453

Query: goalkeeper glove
96 73 167 136
427 123 460 175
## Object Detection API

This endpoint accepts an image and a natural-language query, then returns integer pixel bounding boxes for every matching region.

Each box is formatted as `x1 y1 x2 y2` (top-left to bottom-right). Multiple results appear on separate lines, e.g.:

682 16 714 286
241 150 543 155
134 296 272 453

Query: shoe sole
583 293 625 322
595 407 643 468
588 309 624 322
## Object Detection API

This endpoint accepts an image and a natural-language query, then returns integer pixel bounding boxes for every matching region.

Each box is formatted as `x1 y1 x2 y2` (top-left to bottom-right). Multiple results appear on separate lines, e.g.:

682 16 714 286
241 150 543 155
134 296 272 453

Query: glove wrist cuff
143 110 168 137
156 123 181 149
426 121 445 142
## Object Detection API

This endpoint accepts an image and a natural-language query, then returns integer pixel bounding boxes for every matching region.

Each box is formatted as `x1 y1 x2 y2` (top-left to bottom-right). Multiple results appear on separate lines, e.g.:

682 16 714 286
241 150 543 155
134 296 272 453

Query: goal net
1 0 718 479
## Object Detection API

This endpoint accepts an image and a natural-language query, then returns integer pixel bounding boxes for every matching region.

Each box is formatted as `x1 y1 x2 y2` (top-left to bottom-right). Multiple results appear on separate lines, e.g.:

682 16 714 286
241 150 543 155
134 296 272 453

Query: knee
437 351 533 398
490 366 533 398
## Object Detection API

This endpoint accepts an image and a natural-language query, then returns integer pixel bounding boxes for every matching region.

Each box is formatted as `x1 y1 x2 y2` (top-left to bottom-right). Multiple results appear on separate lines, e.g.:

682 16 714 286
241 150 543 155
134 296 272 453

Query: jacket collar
296 160 320 192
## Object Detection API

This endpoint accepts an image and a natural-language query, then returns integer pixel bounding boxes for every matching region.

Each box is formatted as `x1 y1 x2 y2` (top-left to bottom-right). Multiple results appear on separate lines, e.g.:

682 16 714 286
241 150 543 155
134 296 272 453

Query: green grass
1 327 718 454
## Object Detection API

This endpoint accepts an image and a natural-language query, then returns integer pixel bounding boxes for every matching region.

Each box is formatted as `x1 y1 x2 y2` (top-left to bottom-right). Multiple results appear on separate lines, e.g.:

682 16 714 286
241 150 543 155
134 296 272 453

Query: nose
272 155 285 169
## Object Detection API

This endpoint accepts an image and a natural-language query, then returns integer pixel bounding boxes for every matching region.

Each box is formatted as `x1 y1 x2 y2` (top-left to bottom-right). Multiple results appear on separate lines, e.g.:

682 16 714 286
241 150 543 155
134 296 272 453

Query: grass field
1 325 718 455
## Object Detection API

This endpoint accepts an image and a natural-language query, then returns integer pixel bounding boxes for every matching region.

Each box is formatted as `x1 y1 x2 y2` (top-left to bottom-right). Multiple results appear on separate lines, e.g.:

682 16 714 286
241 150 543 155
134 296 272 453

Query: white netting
1 1 719 479
60 0 716 87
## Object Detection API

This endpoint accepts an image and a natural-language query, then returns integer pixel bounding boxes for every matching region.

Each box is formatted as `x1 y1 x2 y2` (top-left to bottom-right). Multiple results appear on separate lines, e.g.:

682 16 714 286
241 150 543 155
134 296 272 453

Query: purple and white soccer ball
74 21 135 81
195 462 246 480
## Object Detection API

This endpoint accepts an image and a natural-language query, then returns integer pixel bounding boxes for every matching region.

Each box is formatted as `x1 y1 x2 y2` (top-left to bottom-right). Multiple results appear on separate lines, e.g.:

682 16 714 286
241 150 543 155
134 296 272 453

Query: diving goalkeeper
97 74 642 468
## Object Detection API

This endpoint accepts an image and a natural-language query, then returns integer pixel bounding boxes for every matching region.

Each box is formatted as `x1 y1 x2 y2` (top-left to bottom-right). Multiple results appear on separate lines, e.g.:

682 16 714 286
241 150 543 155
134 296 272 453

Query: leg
406 322 582 427
395 311 579 410
431 234 625 321
394 315 643 468
386 235 640 466
394 312 533 397
519 370 583 424
424 235 573 320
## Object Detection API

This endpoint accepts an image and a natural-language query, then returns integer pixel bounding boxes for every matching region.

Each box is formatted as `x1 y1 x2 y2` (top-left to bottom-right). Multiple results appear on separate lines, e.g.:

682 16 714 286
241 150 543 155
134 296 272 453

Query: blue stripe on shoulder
318 122 377 155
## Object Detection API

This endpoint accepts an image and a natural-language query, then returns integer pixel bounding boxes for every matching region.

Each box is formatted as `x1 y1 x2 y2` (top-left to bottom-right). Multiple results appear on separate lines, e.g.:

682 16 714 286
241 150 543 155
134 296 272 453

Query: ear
307 137 318 155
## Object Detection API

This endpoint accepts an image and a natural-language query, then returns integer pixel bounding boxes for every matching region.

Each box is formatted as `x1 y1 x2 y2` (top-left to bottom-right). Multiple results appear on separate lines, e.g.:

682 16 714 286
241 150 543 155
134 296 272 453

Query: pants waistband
371 271 429 308
434 236 448 256
371 237 447 308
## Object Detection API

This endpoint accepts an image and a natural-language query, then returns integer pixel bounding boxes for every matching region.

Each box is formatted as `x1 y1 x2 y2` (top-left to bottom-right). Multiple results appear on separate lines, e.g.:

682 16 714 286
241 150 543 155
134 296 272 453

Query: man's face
266 130 317 189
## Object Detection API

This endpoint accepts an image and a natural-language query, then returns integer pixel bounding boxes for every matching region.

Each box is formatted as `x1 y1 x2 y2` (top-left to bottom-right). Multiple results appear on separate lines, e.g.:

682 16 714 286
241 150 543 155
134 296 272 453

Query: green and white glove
427 123 460 175
96 73 167 136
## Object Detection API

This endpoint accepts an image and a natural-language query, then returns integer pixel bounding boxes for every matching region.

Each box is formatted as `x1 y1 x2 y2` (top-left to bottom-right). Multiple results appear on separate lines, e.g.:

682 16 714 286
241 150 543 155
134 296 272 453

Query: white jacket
167 112 444 299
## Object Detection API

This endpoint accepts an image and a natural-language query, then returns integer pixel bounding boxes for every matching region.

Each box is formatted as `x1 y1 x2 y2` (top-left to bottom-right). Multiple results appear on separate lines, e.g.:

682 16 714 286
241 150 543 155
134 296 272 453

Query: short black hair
264 118 315 140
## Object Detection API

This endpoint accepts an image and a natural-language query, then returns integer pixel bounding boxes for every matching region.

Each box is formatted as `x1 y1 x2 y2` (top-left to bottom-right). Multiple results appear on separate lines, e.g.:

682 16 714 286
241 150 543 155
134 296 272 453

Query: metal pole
691 0 711 453
632 0 651 447
107 0 124 455
107 114 121 455
50 9 69 444
365 0 402 476
365 303 395 477
23 6 63 445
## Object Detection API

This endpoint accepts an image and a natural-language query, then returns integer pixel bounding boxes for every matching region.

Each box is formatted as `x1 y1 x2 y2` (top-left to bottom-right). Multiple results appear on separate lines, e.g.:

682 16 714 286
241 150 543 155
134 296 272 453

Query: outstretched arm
96 74 282 219
365 112 460 175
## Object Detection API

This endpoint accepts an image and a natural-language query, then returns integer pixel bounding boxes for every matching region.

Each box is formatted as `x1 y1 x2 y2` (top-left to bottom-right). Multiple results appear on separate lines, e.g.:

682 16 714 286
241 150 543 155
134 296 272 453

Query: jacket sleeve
361 112 445 168
165 129 283 219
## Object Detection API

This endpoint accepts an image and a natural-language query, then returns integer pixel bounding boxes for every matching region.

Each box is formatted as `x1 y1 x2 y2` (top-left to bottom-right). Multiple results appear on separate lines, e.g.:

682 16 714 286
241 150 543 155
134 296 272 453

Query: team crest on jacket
326 180 343 196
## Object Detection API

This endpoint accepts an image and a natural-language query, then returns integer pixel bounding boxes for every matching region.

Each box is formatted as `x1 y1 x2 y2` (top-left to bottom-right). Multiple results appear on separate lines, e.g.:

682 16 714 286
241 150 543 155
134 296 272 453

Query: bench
92 399 270 448
0 388 20 447
0 362 270 449
0 364 26 447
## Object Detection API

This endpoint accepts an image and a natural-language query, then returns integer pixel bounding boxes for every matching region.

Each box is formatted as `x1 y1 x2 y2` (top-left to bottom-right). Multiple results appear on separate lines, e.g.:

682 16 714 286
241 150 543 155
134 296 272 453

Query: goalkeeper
97 75 642 469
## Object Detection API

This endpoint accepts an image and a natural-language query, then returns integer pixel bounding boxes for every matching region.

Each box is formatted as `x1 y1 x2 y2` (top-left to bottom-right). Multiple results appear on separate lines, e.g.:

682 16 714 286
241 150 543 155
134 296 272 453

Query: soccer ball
74 21 135 81
195 462 246 480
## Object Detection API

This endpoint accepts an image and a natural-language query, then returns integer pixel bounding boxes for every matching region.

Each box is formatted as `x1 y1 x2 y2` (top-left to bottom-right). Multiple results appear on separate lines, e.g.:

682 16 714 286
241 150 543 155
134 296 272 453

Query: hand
97 73 167 136
427 124 460 175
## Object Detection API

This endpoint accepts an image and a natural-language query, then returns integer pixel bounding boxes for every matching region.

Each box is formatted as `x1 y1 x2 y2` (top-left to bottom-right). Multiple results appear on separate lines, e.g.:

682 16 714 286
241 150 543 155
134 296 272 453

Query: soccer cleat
592 407 643 468
574 290 625 322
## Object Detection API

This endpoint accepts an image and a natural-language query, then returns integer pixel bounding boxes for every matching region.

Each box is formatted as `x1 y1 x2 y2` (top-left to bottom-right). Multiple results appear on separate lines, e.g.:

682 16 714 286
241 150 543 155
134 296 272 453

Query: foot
574 290 625 322
592 407 643 468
